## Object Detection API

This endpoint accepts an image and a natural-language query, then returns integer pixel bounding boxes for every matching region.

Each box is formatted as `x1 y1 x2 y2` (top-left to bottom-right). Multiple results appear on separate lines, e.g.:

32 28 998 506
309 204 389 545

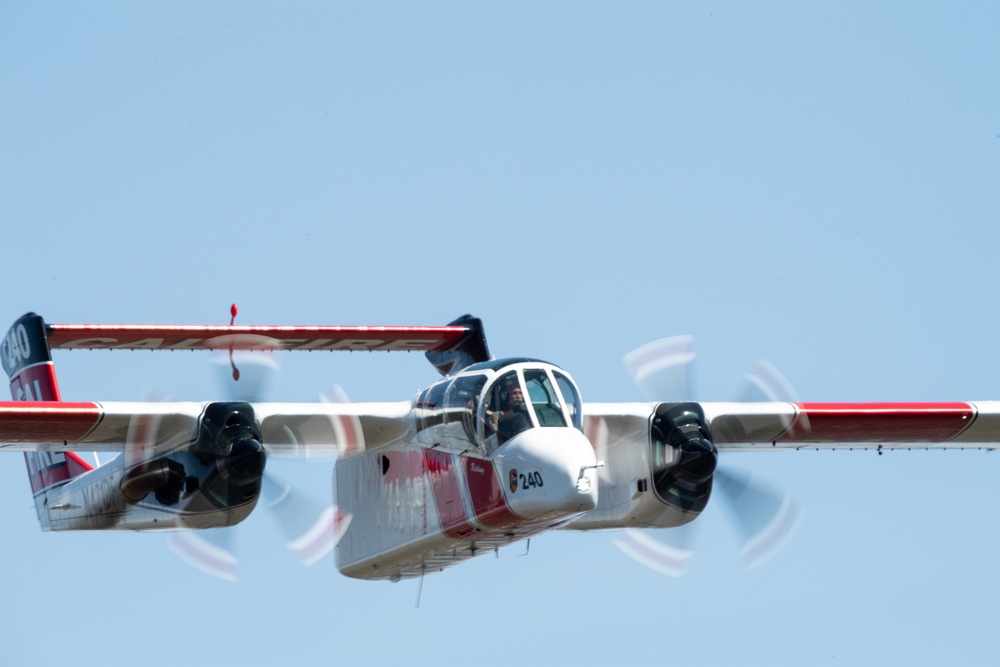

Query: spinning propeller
615 336 805 576
159 344 349 581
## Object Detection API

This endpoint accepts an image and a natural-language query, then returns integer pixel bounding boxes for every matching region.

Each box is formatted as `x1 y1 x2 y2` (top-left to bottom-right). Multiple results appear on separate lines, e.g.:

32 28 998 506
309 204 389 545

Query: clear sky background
2 2 999 665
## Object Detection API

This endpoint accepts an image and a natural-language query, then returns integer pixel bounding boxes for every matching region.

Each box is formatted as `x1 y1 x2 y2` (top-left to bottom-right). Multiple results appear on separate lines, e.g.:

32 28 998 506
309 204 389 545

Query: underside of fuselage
335 427 600 581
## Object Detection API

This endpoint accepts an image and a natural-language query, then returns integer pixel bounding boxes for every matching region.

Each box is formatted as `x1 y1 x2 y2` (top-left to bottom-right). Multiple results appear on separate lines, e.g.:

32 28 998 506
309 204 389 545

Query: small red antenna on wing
229 303 240 381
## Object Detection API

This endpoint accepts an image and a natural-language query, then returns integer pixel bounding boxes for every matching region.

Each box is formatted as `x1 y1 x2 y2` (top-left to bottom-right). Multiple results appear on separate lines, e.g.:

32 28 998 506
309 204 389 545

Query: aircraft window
444 375 487 446
553 372 582 431
416 381 448 432
483 371 534 448
523 369 567 428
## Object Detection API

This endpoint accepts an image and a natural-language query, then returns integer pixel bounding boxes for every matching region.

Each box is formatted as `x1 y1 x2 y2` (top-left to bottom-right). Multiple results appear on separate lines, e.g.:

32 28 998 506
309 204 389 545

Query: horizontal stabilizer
44 323 471 352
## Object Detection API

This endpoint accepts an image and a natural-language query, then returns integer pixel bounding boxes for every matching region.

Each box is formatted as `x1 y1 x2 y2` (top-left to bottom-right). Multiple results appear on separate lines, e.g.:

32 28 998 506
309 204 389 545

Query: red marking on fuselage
463 458 520 529
422 450 475 538
380 450 424 484
380 447 579 549
784 402 976 442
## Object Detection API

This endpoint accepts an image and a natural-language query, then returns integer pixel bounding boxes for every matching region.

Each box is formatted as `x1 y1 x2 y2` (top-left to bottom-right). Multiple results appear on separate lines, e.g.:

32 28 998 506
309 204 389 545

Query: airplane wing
5 399 1000 456
585 401 1000 451
0 400 412 455
705 401 1000 450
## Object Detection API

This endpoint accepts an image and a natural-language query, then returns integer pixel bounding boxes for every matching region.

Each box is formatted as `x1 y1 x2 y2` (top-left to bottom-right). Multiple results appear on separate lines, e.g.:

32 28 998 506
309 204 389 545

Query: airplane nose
495 427 599 520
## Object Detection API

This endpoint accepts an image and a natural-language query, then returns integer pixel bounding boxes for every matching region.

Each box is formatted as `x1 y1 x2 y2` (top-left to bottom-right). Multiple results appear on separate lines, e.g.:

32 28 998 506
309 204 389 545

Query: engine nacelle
118 401 266 528
567 401 718 531
648 402 717 516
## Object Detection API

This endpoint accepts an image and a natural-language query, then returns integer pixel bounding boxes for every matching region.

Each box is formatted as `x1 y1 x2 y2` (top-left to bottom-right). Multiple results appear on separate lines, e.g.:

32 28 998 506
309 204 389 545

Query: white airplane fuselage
335 359 600 581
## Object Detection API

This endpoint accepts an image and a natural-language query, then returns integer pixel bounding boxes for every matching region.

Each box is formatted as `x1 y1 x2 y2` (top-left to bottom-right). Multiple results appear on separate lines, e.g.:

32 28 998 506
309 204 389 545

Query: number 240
520 472 544 489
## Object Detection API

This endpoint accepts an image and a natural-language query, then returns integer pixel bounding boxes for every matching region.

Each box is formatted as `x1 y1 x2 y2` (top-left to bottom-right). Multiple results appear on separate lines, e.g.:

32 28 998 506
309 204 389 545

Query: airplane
2 309 999 582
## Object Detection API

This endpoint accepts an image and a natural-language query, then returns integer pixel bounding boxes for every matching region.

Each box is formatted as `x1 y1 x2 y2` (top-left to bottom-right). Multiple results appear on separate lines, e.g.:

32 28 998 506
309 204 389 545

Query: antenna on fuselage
415 567 426 608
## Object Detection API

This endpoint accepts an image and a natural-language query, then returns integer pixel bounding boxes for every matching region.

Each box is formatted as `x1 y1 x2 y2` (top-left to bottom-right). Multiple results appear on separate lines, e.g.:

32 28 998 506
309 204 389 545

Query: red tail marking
26 451 94 494
10 363 62 402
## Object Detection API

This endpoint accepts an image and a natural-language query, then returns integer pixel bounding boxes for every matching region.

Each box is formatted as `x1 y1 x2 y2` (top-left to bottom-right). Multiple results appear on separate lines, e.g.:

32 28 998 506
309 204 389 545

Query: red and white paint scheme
2 311 1000 581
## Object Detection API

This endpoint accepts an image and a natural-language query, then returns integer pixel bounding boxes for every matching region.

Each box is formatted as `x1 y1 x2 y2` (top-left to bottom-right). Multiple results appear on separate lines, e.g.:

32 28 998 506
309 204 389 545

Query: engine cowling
648 402 717 516
120 402 266 523
192 401 266 509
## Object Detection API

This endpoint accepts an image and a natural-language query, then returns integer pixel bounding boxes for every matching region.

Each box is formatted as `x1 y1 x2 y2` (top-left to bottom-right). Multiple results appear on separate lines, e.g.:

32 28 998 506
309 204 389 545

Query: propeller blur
617 336 806 575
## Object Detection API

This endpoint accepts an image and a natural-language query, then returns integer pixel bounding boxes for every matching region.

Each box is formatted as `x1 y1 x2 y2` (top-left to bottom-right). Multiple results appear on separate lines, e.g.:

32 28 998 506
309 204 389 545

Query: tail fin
2 313 92 528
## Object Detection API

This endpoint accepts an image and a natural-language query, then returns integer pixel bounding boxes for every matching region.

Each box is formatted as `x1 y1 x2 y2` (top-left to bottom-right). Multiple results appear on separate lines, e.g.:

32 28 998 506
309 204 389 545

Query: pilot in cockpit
490 377 532 444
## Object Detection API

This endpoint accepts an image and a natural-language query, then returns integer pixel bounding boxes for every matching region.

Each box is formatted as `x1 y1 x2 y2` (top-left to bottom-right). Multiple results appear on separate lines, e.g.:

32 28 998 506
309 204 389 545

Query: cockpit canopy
414 358 583 454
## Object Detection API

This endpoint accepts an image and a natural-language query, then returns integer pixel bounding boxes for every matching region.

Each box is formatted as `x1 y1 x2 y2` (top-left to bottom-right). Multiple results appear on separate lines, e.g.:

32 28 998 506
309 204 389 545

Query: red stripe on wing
0 401 103 443
782 402 975 442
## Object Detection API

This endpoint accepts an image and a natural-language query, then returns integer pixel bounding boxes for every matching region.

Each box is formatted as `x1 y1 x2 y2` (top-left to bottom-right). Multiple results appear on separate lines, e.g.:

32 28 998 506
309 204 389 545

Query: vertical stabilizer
2 313 92 528
425 314 491 376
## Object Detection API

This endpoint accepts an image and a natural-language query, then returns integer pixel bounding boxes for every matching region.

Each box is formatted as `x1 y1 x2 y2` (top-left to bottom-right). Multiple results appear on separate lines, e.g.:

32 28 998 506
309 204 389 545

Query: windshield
523 368 567 427
553 371 582 430
479 365 583 453
483 371 532 448
414 364 584 454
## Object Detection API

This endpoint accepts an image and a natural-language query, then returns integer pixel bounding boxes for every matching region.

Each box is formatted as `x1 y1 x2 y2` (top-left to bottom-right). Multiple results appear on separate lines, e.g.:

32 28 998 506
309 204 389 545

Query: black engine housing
649 402 718 515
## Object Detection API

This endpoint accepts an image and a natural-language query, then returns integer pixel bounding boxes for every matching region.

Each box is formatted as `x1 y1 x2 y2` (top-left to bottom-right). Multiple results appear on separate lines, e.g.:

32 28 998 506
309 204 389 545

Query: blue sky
1 2 999 665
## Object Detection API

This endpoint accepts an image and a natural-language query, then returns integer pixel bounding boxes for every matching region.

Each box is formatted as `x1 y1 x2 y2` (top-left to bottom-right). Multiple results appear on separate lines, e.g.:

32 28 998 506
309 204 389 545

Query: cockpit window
444 374 487 446
523 369 567 428
477 365 582 453
483 371 533 448
553 371 582 431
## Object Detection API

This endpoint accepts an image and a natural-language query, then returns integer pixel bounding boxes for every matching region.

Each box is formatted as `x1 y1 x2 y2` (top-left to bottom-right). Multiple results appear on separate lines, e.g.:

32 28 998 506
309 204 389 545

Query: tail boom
3 313 93 528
